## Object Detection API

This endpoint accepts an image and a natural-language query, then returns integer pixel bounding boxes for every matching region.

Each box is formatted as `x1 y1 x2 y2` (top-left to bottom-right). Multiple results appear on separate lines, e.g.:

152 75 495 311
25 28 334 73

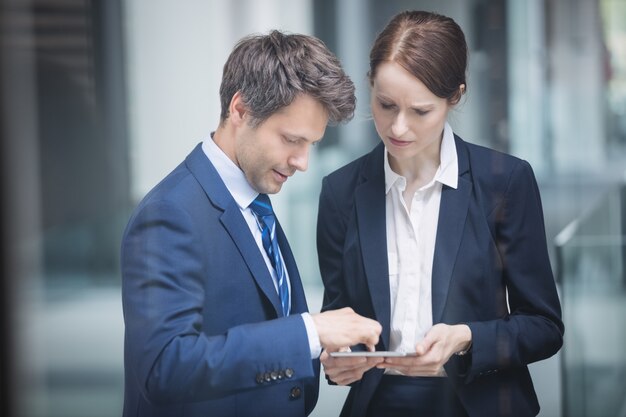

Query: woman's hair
369 11 468 104
219 30 355 127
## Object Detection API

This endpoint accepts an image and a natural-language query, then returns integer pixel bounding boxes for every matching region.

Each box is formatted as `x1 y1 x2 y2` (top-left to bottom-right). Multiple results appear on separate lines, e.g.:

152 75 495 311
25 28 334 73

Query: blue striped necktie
249 194 290 317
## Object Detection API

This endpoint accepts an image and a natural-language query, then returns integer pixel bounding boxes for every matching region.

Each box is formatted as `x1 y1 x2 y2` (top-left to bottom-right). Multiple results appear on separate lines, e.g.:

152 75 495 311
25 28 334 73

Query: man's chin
267 184 283 195
256 182 282 195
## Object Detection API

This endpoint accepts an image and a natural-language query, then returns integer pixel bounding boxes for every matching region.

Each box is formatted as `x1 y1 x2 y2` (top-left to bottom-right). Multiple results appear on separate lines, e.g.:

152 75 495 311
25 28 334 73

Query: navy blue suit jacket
121 144 319 417
317 137 563 417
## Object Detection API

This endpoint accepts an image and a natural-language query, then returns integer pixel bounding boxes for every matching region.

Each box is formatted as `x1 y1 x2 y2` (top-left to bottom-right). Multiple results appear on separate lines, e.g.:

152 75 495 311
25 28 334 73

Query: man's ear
229 91 247 126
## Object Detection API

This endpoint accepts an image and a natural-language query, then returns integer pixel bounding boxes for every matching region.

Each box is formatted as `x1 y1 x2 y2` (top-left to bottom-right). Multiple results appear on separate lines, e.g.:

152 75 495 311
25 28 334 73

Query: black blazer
317 137 563 417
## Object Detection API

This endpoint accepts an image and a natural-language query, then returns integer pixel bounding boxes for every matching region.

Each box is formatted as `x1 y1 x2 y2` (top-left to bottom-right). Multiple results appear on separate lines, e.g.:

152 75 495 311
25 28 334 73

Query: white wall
123 0 313 202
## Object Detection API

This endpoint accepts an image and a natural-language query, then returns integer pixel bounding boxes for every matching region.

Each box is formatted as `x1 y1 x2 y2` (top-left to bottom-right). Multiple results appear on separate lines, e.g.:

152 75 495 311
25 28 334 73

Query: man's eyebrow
285 134 313 142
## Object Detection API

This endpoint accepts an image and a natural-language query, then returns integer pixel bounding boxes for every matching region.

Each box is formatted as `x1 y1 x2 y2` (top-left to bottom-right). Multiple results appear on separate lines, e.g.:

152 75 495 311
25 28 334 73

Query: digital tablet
329 351 415 358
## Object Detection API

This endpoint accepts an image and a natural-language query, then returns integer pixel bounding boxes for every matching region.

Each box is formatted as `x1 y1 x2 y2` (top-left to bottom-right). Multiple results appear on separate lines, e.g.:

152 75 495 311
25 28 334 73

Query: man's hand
320 350 383 385
376 323 472 376
311 307 382 352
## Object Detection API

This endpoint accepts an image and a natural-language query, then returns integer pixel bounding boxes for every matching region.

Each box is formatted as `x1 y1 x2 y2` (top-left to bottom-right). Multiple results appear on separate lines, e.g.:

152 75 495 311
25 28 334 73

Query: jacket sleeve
463 159 564 382
121 199 315 404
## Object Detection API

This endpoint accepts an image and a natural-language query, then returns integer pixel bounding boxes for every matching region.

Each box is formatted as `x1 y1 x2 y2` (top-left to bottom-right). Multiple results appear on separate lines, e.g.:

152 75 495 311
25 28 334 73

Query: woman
317 10 564 417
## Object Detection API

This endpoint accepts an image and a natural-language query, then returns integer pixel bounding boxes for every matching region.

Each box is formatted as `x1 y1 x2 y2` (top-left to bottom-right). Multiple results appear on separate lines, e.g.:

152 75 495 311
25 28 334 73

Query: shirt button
289 386 302 399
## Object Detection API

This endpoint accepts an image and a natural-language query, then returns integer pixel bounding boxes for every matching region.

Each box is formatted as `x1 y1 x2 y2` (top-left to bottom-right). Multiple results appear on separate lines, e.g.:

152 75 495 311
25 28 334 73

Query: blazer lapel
355 145 391 349
431 137 472 323
185 144 283 317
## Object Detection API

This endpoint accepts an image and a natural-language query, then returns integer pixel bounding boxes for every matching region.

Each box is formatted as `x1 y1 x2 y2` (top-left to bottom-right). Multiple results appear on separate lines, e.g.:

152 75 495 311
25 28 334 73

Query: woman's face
370 61 452 164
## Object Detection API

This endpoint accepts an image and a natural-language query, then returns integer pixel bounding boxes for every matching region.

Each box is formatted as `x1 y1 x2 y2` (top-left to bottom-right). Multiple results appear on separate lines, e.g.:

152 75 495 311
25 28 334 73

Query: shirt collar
438 122 459 190
384 122 459 194
202 132 258 209
384 151 406 193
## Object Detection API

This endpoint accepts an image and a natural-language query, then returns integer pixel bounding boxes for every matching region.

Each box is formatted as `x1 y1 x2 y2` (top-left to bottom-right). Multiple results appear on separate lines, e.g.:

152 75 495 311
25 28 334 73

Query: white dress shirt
384 122 458 362
202 136 321 358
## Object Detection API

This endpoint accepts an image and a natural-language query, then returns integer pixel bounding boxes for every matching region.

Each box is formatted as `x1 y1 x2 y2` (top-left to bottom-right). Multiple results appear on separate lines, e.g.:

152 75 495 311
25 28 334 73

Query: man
121 30 382 417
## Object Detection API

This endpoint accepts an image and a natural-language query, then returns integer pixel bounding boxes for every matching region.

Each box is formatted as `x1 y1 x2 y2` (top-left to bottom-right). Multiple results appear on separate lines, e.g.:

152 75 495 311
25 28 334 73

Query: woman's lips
389 137 412 147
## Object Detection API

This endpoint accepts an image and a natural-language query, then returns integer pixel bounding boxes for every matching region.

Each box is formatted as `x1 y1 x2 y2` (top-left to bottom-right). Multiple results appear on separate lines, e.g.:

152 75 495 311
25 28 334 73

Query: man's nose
288 145 309 172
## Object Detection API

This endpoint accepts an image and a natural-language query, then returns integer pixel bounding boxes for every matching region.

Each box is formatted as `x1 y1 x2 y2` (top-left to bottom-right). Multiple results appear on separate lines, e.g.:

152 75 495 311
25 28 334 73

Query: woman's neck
388 141 441 209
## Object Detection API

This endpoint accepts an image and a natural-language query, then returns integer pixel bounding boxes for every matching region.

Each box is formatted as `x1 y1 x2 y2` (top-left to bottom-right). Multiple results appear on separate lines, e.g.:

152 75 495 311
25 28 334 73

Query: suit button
256 373 264 384
289 386 302 399
270 371 278 381
264 372 272 382
277 370 284 380
285 368 294 379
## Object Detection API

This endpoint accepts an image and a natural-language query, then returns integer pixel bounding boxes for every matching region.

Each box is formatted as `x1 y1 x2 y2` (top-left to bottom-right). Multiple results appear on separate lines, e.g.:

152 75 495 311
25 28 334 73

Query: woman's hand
376 324 472 376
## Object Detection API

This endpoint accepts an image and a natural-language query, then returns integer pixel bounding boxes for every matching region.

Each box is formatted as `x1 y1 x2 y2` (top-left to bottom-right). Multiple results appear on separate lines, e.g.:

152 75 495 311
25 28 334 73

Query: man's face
234 94 328 194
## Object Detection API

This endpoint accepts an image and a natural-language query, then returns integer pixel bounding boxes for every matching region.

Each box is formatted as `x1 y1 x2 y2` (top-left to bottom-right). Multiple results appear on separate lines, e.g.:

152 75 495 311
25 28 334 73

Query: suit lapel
355 145 391 349
220 208 283 316
185 144 283 317
431 137 472 323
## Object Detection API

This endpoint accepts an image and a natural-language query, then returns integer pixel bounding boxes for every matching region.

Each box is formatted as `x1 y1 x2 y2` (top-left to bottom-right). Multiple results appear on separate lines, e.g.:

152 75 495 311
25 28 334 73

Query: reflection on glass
556 187 626 417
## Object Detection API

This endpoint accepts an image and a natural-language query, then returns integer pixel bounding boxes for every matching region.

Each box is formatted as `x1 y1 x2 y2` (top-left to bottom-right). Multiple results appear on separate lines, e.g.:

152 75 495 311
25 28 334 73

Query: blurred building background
1 0 625 416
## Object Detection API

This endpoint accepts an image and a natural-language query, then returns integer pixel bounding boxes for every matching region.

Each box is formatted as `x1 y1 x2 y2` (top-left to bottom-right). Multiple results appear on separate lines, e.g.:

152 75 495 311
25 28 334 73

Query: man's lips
273 170 292 182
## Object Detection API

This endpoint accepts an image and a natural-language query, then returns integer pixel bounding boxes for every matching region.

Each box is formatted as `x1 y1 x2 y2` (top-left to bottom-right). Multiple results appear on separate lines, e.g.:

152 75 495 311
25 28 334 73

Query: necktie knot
250 194 274 218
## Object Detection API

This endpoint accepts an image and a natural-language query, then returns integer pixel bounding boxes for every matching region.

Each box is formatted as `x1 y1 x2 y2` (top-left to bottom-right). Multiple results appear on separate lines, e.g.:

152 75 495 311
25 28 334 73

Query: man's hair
219 30 355 127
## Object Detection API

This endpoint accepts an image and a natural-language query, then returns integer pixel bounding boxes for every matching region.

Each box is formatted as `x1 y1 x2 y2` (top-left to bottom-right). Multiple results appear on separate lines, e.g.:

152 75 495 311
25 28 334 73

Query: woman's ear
450 84 466 106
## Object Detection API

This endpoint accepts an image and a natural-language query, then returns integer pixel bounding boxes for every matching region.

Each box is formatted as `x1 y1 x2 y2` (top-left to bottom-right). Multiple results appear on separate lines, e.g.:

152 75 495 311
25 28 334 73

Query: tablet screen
329 351 415 357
